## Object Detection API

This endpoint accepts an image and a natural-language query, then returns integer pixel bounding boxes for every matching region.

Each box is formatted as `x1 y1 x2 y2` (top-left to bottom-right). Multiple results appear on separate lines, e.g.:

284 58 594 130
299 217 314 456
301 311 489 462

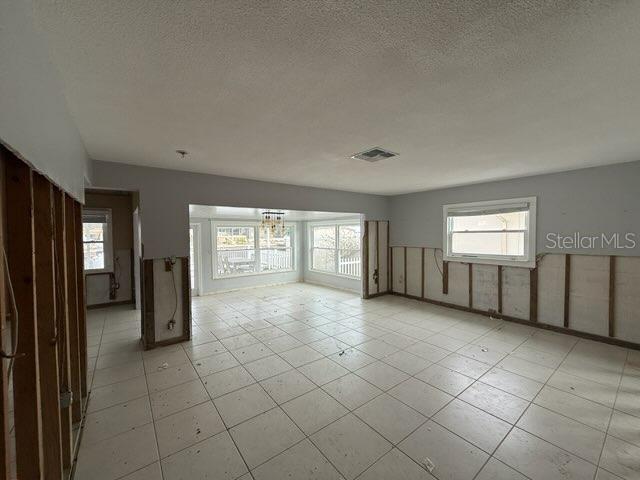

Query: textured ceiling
33 1 640 194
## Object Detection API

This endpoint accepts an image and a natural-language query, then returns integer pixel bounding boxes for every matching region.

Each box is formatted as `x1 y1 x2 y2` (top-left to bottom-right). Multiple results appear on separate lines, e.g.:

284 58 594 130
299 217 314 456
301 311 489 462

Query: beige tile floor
78 283 640 480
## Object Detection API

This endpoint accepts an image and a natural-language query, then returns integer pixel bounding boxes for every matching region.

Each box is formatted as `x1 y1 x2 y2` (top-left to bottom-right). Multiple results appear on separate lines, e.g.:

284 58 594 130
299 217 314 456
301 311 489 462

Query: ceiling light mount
351 147 397 163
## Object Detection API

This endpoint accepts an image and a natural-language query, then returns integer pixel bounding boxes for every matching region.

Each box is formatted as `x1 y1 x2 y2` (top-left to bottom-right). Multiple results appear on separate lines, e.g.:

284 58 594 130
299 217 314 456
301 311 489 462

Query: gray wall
92 160 390 260
390 161 640 256
190 217 303 294
0 0 90 200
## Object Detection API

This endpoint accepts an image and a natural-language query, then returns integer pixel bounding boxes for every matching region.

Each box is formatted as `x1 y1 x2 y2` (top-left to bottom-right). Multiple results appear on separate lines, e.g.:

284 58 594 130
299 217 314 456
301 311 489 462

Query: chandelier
260 211 285 236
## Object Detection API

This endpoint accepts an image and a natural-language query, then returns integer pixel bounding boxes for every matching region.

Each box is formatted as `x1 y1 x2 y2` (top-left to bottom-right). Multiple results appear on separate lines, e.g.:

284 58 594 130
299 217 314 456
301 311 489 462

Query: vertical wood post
64 196 81 423
389 247 393 293
375 221 380 294
497 266 503 314
54 189 73 468
529 267 538 322
403 247 407 295
5 157 44 479
74 203 88 399
33 173 63 479
468 264 473 308
0 150 11 480
564 254 571 328
442 261 449 295
142 259 155 350
362 221 369 298
421 248 425 299
609 256 615 337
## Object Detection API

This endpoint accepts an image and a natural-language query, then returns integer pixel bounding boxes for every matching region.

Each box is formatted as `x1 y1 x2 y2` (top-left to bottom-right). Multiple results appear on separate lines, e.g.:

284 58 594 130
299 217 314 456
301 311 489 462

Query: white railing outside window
212 223 295 278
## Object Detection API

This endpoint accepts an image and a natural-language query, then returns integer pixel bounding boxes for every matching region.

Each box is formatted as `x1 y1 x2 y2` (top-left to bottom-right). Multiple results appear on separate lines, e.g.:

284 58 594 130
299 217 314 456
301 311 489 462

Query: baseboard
198 280 300 296
302 279 361 295
87 300 134 310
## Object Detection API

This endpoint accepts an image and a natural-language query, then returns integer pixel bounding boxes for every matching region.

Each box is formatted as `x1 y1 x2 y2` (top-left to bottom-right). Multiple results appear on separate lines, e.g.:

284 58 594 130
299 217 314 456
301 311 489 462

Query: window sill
443 255 535 269
213 268 296 280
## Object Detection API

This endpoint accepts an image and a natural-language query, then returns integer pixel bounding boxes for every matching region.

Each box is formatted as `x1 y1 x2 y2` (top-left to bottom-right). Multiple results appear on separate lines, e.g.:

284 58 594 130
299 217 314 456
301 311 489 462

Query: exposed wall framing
362 220 390 299
1 147 88 478
389 245 640 349
141 257 191 349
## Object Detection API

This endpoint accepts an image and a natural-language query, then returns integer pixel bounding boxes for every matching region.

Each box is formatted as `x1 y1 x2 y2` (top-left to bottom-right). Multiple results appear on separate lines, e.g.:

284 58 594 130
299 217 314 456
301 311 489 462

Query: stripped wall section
502 267 530 320
405 248 422 298
614 257 640 343
568 255 610 336
389 245 640 348
537 255 566 327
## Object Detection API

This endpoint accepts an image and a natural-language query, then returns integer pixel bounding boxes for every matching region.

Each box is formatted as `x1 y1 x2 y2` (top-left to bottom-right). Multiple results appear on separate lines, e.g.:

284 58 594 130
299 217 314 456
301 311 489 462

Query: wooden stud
403 247 407 295
181 257 191 341
142 259 155 349
64 196 81 423
421 248 425 299
0 150 11 480
530 267 538 322
33 173 63 479
468 263 473 308
386 222 390 293
5 156 44 479
497 266 503 314
53 189 73 468
375 221 380 294
389 246 393 293
564 254 571 328
609 256 615 337
74 202 88 399
442 261 449 295
362 221 369 298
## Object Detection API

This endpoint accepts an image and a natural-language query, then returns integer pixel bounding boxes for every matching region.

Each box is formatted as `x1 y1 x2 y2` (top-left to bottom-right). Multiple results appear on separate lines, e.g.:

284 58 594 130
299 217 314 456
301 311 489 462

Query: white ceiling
33 1 640 194
189 205 359 221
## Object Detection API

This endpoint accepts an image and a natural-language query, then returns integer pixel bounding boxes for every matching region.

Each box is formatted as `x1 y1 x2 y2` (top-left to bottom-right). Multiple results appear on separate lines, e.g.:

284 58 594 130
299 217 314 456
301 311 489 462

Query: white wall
390 161 640 256
92 160 390 260
190 217 303 294
0 0 89 201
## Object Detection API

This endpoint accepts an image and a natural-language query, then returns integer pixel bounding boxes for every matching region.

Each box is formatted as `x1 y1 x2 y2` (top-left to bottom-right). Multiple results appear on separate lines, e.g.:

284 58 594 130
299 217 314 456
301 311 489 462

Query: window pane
83 222 105 242
217 249 257 276
84 242 105 270
313 226 335 248
451 232 525 256
259 226 292 249
451 211 527 232
338 225 360 250
217 226 255 249
312 248 336 272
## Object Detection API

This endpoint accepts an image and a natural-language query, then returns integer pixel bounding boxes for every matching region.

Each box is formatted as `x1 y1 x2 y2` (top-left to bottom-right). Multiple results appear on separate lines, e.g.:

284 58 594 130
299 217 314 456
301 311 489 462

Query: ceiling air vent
351 147 397 162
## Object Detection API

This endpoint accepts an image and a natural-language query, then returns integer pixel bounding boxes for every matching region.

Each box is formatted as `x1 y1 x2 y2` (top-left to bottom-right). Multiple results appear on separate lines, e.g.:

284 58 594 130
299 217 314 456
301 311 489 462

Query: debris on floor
157 362 169 370
422 457 435 473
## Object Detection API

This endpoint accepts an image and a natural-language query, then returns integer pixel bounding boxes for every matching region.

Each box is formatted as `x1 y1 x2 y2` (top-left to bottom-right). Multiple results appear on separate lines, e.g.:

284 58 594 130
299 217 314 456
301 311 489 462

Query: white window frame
82 208 114 273
443 197 537 268
211 221 296 279
307 219 362 279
